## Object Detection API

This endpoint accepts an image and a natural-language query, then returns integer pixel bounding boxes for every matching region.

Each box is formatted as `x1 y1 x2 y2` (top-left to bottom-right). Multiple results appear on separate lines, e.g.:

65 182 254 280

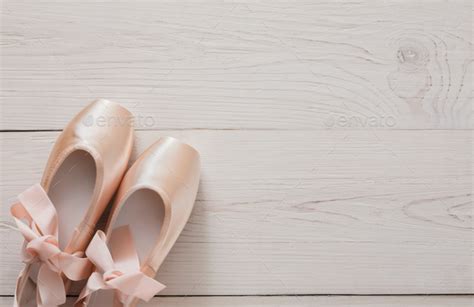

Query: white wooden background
0 0 472 306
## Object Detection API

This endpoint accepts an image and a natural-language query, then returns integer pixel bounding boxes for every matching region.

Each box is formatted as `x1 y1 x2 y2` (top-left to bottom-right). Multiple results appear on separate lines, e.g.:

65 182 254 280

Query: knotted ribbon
11 184 93 307
76 226 166 305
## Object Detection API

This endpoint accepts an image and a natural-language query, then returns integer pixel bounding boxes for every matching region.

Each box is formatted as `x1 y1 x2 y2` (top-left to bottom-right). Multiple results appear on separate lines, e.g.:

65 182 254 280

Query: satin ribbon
11 184 92 307
76 226 166 305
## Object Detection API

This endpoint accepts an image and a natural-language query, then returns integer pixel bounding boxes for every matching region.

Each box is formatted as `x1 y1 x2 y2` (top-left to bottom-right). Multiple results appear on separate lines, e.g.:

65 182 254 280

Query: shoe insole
48 150 96 250
112 188 165 262
88 188 164 306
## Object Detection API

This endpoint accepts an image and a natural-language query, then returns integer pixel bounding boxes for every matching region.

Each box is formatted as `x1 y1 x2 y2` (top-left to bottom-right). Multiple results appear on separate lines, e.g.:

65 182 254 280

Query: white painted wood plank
0 295 473 307
0 1 471 130
0 130 471 295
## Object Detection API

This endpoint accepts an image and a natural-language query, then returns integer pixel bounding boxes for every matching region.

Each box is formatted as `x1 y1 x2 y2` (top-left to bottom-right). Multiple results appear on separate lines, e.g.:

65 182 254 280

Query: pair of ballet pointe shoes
10 100 200 307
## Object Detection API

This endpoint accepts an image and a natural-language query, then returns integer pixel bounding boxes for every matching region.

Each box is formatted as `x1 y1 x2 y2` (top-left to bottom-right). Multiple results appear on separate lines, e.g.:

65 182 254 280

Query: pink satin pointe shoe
76 137 201 307
11 99 134 307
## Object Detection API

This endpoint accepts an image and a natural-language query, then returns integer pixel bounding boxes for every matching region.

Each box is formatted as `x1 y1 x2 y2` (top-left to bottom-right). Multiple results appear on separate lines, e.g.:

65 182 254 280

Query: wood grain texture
0 0 472 130
0 130 471 295
0 295 472 307
0 0 473 304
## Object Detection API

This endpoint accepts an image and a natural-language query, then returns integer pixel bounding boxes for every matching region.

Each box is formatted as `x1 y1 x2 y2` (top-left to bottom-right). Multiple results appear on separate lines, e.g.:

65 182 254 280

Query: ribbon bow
11 184 92 307
76 226 166 305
